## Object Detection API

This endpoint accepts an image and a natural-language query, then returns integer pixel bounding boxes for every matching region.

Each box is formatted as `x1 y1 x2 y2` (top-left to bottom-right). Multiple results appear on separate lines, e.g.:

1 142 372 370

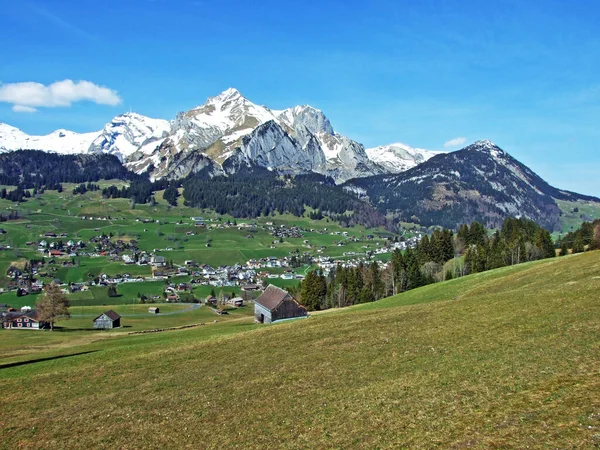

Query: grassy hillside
1 252 599 448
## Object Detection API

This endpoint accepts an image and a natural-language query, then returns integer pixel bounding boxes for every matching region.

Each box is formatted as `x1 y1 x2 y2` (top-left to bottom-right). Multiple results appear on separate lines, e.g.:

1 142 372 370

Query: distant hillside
347 140 600 230
0 150 134 186
1 251 599 448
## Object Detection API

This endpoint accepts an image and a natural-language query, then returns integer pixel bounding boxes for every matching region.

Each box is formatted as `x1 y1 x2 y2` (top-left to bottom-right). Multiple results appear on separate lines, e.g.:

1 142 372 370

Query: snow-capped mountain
0 88 434 182
348 140 598 231
132 88 384 182
89 113 170 161
0 112 169 161
0 122 98 154
366 143 440 173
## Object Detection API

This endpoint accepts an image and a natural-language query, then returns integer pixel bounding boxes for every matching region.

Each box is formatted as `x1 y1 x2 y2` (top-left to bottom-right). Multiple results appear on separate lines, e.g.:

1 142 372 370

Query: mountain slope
89 112 170 161
128 89 385 182
2 251 599 448
366 142 440 173
0 150 133 185
0 123 98 154
348 140 599 230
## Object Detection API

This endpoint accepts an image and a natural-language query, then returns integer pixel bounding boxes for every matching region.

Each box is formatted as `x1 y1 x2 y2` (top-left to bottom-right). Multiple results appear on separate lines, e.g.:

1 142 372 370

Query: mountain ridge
347 140 599 231
0 88 435 183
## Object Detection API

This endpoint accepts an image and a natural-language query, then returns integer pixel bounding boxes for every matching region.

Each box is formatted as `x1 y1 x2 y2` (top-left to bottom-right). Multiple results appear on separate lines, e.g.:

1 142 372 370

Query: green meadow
1 250 599 448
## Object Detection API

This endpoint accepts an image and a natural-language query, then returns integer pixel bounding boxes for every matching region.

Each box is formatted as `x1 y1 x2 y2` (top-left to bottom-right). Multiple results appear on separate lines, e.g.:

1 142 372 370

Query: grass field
556 198 600 234
1 250 599 448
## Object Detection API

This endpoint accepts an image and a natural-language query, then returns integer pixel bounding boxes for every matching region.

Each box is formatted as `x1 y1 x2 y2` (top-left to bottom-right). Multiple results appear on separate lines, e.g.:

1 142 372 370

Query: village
1 217 420 301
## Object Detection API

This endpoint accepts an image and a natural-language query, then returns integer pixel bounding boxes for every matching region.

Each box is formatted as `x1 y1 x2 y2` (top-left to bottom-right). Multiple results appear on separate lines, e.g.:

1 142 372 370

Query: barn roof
93 310 121 322
255 285 291 311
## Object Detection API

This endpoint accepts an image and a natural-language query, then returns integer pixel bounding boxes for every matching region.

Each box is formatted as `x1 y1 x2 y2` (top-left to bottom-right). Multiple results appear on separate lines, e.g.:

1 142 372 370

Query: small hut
93 310 121 329
148 307 160 314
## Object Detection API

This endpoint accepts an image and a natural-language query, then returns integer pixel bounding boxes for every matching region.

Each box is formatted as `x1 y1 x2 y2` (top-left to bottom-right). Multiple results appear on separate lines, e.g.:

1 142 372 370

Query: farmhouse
254 285 307 324
151 256 167 266
93 310 121 329
2 310 49 330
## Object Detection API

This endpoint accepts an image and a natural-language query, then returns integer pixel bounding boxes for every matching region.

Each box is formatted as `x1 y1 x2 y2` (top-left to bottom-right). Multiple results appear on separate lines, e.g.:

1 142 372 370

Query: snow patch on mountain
0 122 98 154
366 143 440 173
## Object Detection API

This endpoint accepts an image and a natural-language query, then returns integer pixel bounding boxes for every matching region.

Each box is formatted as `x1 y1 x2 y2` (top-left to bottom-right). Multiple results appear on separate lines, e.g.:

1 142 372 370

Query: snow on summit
0 122 99 154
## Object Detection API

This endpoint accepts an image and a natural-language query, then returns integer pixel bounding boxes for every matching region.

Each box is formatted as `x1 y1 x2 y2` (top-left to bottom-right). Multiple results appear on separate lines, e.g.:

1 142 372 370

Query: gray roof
93 310 121 322
255 285 291 311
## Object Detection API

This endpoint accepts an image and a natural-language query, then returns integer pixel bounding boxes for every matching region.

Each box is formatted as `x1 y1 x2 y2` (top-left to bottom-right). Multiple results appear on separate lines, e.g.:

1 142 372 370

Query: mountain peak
471 139 498 149
211 88 243 103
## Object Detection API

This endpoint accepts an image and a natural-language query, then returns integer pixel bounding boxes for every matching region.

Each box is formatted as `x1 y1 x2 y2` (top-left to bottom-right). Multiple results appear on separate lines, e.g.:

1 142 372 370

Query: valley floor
1 252 599 448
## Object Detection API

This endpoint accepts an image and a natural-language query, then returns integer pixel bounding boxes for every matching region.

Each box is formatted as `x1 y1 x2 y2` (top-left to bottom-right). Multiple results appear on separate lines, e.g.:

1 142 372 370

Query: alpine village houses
254 285 308 324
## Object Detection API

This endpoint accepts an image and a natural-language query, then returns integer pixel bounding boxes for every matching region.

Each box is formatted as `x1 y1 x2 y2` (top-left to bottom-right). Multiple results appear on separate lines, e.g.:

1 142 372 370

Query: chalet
148 307 160 314
204 295 217 306
2 310 49 330
93 310 121 329
254 285 307 324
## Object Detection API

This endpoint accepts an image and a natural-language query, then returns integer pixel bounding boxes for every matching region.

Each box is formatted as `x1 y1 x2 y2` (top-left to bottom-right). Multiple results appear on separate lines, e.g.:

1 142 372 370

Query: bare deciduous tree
36 283 70 331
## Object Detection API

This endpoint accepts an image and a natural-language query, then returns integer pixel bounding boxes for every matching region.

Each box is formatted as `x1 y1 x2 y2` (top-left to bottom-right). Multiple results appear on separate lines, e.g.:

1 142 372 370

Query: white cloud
12 105 37 113
0 79 122 113
444 137 467 149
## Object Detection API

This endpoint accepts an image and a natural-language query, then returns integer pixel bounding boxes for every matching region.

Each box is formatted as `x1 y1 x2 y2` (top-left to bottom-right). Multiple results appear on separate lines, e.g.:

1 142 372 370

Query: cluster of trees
296 218 557 311
295 262 387 311
460 218 555 274
558 219 600 254
163 184 180 206
0 186 30 202
182 171 390 230
0 150 132 186
101 178 155 204
72 183 100 195
0 210 21 222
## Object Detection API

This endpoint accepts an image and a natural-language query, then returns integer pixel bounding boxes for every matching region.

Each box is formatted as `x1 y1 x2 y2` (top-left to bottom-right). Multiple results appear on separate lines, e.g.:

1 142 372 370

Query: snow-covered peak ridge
208 87 243 103
463 139 507 160
0 122 99 154
275 105 334 136
89 112 170 160
366 142 440 174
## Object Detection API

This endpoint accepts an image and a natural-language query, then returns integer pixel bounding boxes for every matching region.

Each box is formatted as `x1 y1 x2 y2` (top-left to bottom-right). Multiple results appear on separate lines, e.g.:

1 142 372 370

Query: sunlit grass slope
1 252 599 448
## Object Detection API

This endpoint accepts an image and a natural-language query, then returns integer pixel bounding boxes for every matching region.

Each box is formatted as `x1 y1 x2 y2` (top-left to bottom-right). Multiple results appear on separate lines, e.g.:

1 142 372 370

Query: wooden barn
254 285 307 324
2 310 49 330
93 310 121 329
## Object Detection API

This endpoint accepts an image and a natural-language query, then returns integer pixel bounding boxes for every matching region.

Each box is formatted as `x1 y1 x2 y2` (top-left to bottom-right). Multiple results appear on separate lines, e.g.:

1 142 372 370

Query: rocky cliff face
0 88 435 183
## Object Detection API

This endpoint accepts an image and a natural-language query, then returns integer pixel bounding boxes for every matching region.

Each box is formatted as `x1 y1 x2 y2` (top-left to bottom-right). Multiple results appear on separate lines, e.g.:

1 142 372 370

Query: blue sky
1 0 599 195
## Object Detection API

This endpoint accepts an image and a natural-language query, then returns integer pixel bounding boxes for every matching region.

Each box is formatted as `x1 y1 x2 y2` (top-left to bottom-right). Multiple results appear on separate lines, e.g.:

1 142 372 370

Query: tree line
557 219 600 254
182 171 391 230
295 218 557 311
